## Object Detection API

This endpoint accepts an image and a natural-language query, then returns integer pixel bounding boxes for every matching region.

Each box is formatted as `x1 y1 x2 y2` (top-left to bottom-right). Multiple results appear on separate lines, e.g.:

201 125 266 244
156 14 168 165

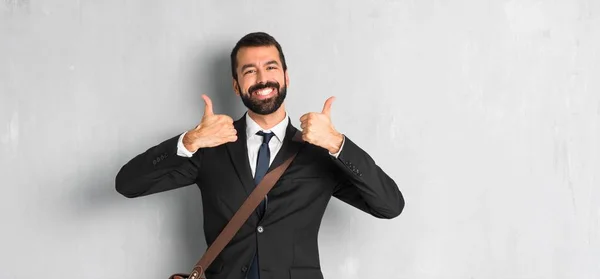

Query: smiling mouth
252 87 277 99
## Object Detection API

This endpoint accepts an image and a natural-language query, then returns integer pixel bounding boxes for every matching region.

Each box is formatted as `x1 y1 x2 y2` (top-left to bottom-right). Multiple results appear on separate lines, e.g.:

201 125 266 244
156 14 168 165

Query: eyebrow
240 60 280 72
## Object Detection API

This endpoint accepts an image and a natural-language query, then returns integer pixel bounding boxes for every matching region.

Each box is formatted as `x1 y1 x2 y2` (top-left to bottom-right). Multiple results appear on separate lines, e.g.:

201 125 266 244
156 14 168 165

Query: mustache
248 81 280 94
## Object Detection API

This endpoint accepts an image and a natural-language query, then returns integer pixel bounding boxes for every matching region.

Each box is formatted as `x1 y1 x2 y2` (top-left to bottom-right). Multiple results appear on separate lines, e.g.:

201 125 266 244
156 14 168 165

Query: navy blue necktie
254 131 275 215
247 131 274 279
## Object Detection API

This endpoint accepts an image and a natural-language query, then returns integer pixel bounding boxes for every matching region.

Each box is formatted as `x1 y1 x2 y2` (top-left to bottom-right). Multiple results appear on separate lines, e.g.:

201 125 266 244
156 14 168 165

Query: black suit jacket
115 114 404 279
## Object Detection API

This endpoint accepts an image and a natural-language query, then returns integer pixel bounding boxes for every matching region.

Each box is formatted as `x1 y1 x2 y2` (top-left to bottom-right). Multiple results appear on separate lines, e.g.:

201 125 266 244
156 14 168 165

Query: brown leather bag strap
178 152 298 279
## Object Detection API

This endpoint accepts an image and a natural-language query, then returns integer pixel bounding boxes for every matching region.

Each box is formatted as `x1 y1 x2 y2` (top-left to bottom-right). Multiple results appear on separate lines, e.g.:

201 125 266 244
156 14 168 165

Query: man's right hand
182 94 238 152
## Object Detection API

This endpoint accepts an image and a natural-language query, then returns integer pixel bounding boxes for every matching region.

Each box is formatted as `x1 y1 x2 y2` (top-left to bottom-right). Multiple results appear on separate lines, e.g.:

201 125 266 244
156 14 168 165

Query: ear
232 78 240 96
285 70 290 87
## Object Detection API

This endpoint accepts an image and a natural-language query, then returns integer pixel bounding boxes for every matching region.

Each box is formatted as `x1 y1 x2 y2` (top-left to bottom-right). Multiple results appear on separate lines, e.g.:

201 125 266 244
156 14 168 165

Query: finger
224 128 237 136
228 135 238 142
202 94 214 116
215 116 234 126
321 96 335 116
217 124 234 134
220 115 234 124
299 113 310 123
223 123 236 134
302 133 311 143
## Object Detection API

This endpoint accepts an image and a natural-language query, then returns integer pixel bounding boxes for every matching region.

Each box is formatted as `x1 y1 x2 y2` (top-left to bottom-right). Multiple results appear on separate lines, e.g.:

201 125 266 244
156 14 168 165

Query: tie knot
256 131 275 144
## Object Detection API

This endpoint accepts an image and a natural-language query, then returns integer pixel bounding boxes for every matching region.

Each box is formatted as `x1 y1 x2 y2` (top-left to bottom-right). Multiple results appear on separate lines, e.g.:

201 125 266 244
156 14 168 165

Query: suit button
257 226 264 233
241 266 247 272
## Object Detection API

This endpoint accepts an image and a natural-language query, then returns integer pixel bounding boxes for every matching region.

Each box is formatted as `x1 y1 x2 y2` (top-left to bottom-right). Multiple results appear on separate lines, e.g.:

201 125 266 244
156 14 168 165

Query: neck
248 106 286 130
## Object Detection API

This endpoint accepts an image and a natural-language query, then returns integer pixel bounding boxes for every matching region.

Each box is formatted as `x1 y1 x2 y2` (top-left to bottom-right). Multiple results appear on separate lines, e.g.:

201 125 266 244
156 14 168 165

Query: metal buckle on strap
189 266 205 279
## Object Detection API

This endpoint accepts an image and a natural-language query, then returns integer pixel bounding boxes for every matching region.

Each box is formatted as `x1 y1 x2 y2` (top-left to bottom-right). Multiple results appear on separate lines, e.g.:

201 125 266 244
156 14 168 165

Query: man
115 32 404 279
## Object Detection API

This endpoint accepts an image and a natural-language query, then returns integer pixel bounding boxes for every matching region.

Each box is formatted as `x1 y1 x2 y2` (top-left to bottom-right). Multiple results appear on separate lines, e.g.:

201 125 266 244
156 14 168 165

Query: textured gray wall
1 0 599 278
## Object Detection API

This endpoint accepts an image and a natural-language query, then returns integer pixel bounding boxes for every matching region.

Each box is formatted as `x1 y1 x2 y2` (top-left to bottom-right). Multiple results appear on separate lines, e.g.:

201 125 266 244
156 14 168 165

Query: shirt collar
245 111 289 143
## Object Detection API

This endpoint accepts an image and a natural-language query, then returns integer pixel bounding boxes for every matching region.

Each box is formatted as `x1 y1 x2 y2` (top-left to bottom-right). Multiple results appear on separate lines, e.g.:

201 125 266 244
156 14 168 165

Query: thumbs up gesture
182 94 237 152
299 96 344 154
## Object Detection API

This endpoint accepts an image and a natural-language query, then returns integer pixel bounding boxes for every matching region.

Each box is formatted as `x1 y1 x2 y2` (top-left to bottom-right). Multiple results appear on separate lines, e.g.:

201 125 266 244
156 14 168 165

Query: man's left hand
299 96 344 154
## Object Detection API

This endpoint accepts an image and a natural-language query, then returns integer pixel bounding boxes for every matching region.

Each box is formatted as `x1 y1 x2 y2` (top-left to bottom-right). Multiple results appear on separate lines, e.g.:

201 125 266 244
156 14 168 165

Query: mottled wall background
1 0 599 278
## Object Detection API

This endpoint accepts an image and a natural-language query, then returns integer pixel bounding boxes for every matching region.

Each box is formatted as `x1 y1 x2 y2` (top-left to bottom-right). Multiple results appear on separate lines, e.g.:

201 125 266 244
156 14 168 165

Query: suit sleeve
115 133 202 198
330 136 405 219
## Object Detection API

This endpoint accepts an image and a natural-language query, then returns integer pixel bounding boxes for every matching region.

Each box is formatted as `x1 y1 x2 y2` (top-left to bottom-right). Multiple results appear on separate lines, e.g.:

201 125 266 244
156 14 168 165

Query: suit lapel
226 115 256 196
226 114 304 195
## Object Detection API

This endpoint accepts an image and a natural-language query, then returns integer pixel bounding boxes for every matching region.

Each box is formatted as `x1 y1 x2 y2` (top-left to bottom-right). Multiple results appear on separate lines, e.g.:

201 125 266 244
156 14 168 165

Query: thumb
321 96 335 116
202 94 214 116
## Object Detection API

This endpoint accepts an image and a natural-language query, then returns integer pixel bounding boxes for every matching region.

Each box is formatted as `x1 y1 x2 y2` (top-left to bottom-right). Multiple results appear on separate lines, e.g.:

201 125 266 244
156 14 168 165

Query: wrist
183 131 199 152
327 132 344 154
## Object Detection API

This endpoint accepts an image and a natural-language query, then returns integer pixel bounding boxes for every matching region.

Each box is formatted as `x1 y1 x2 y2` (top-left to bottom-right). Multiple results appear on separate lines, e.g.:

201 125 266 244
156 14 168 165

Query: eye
267 66 278 70
243 69 256 75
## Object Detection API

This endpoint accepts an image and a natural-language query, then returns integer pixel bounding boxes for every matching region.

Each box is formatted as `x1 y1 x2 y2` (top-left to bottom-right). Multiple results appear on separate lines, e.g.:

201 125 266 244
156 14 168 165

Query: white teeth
256 88 273 96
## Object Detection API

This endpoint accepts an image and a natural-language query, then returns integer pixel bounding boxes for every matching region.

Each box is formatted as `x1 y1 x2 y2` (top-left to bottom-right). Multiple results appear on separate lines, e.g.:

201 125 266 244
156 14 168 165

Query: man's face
233 45 289 115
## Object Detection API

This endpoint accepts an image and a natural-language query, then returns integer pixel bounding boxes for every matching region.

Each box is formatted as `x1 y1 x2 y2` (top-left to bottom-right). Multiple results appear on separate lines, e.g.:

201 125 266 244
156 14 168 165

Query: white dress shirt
176 111 345 177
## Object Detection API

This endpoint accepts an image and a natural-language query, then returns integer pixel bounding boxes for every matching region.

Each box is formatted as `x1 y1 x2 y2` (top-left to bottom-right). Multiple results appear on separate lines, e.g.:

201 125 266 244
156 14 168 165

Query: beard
239 80 287 115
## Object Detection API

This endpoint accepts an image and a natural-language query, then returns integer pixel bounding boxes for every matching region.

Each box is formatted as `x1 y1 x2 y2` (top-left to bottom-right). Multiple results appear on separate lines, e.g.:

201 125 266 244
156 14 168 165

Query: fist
299 96 344 154
183 94 237 152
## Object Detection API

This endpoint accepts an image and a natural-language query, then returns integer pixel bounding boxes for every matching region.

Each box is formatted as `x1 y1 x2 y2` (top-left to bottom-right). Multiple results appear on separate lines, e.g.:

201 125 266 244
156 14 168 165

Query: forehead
236 45 281 68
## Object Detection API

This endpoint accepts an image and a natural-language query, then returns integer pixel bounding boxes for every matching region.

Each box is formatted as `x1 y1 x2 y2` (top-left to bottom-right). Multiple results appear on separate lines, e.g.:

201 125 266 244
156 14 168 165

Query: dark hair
230 32 287 80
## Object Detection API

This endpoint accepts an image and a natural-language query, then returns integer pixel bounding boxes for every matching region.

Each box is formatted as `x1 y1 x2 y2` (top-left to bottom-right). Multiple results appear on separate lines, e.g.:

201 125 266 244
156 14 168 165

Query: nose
256 69 268 84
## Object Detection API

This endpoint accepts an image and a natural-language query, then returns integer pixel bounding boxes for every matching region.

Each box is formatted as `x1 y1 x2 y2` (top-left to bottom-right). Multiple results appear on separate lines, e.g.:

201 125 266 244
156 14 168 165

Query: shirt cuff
329 135 345 158
177 131 196 157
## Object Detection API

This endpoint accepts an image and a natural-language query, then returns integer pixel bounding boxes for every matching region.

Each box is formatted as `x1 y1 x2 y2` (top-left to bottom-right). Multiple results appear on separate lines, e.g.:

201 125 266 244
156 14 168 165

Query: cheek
270 71 284 81
261 72 284 87
238 79 253 93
